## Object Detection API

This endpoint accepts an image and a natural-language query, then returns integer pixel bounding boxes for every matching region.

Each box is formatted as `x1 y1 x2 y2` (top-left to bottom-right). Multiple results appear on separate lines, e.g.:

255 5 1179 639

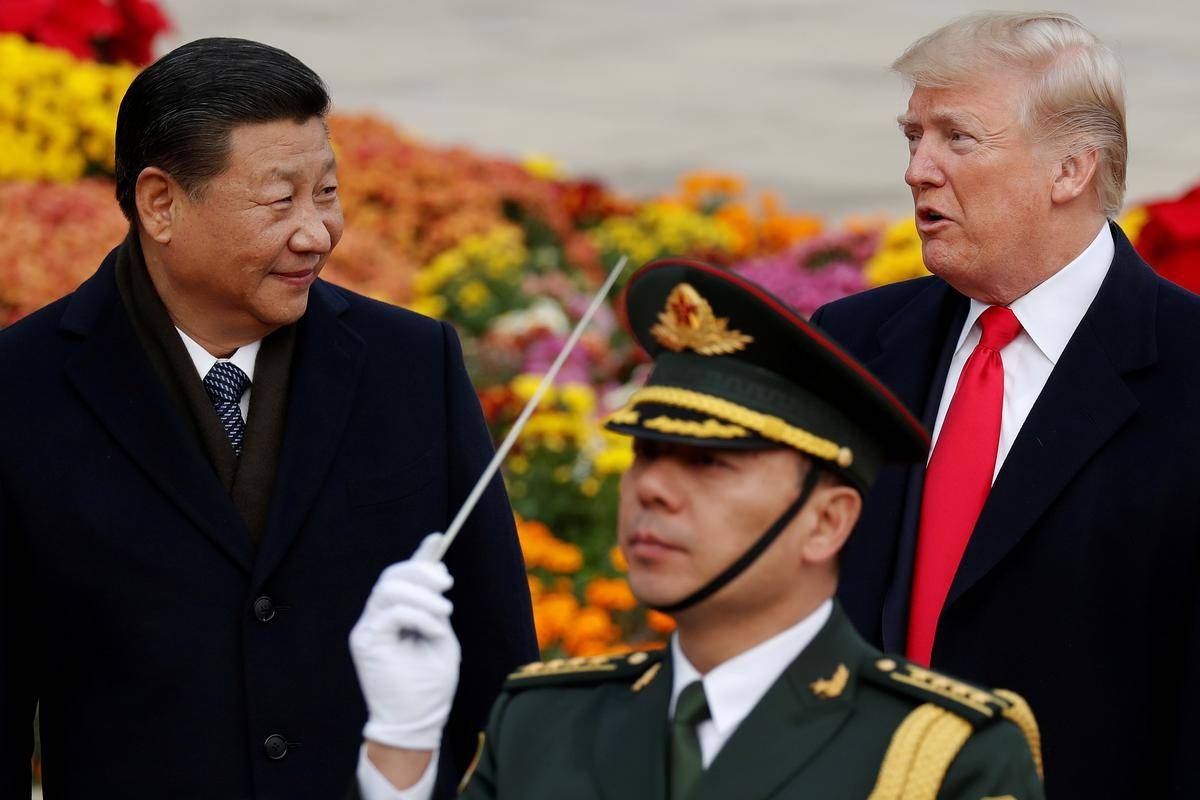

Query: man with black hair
0 37 535 799
348 259 1044 800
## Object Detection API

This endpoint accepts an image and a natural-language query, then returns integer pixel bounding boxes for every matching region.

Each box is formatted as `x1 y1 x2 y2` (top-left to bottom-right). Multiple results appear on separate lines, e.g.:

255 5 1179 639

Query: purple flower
732 229 877 317
521 332 595 383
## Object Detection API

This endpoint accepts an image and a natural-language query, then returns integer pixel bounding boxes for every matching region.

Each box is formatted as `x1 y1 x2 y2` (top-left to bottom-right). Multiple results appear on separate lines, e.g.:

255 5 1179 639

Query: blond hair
893 12 1127 216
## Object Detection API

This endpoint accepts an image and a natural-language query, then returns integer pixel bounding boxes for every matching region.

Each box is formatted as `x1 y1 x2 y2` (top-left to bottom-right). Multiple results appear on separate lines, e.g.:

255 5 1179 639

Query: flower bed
1 6 1196 662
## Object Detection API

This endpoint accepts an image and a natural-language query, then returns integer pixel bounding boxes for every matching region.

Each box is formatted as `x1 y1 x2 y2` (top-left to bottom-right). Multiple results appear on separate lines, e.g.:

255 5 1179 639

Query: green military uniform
459 604 1043 800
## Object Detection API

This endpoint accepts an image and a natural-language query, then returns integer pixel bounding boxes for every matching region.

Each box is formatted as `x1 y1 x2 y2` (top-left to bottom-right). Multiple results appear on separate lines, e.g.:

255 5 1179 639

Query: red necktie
907 306 1022 666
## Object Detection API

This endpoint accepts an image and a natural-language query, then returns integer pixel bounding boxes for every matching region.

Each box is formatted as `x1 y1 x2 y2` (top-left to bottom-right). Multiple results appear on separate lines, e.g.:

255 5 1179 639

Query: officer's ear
135 166 183 244
799 478 861 566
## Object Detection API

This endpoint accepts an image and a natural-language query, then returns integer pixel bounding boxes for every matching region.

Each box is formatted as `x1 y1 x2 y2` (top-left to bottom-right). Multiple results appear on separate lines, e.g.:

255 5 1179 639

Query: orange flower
585 577 638 612
609 546 628 573
757 192 823 252
645 609 677 634
562 606 620 655
527 575 544 601
533 591 579 649
679 171 746 206
540 540 584 574
517 517 584 574
568 639 623 658
713 203 757 258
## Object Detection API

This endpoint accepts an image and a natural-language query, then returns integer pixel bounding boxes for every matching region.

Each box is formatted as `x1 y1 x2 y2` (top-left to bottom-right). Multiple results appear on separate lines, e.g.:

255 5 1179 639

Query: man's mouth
916 206 952 233
270 268 316 285
626 530 685 561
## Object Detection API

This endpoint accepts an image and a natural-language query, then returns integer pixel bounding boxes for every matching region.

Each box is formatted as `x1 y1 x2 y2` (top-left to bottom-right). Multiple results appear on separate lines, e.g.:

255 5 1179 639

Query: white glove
351 532 461 750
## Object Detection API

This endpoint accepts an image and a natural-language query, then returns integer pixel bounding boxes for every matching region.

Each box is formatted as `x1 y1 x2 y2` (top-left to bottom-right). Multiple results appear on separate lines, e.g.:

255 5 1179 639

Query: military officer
349 258 1045 800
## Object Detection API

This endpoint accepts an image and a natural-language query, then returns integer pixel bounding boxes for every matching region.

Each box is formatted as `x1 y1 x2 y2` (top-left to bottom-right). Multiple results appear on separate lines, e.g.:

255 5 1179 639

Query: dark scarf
114 230 295 543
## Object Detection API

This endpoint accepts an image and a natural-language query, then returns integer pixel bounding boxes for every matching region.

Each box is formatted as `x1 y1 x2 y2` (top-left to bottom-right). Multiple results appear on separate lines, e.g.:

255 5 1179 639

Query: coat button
253 596 276 622
263 734 288 760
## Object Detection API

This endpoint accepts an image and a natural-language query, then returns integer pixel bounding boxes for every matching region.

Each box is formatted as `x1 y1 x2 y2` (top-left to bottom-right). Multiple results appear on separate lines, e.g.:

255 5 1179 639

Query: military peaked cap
604 258 929 490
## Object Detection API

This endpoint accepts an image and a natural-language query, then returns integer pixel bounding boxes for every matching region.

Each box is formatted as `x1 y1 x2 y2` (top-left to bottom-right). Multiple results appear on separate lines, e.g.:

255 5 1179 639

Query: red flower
0 0 170 65
1136 185 1200 294
106 0 172 65
0 0 57 31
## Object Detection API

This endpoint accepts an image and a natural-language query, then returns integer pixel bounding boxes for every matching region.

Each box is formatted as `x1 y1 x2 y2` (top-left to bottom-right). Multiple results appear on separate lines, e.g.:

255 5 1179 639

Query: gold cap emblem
651 283 754 356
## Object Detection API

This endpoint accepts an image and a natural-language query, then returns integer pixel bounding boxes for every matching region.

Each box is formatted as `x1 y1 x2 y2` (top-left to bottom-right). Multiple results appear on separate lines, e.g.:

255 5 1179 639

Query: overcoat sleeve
0 476 38 797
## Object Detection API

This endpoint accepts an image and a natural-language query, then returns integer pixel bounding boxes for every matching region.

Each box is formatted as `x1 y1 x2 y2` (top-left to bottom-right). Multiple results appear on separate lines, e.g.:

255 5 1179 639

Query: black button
253 596 276 623
263 734 288 760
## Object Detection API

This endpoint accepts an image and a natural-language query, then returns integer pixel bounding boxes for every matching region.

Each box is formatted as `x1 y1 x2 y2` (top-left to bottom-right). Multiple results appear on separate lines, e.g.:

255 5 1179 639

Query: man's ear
1050 148 1100 206
135 167 180 243
800 483 862 565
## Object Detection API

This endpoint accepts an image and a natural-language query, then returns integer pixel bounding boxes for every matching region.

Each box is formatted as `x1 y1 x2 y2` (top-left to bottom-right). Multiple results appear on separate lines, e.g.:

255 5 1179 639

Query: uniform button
253 596 276 622
263 734 288 760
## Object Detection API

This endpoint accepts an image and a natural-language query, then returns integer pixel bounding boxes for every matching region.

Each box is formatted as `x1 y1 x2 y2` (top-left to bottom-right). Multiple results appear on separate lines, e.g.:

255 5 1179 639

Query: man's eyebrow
263 157 338 182
897 109 983 129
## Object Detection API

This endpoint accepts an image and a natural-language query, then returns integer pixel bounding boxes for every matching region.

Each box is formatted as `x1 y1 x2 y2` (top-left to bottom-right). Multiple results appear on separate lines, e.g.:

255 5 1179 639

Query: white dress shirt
929 223 1114 481
175 327 260 421
670 599 833 769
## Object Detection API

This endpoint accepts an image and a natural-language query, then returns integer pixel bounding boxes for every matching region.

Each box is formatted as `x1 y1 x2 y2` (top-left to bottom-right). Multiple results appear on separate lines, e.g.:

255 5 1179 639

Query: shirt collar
954 223 1113 364
175 327 261 384
669 599 833 735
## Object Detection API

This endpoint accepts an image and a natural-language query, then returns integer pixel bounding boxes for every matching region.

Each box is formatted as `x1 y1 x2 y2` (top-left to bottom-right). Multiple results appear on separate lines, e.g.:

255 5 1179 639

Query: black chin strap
652 463 824 615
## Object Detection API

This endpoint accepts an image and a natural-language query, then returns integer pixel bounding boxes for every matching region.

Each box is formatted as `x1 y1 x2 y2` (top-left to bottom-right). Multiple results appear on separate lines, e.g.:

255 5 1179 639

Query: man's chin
256 293 311 328
627 576 694 612
919 241 959 280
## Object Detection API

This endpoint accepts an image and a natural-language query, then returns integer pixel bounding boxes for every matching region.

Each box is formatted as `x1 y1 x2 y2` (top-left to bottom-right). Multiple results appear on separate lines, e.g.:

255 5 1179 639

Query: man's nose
632 457 682 512
289 202 334 254
905 140 946 189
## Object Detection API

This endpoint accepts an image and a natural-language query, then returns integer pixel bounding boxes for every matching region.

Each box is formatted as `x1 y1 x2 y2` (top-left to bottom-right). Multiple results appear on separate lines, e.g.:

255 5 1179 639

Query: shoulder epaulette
862 657 1009 726
504 650 665 692
863 656 1043 777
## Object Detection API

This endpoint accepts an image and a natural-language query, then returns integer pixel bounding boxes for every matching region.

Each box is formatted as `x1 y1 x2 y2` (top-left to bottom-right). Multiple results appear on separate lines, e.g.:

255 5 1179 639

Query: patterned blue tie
203 361 251 456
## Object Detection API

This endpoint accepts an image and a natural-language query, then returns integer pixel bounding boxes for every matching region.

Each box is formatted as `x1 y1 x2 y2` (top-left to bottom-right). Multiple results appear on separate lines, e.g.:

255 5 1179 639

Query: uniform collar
670 599 833 737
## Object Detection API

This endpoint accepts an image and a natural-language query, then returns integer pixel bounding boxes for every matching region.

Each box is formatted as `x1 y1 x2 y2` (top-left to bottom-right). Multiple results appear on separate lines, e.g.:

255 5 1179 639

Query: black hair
114 37 331 221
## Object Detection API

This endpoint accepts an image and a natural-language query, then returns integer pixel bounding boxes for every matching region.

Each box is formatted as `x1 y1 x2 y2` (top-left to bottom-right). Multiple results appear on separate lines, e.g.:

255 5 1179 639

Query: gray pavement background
158 0 1200 217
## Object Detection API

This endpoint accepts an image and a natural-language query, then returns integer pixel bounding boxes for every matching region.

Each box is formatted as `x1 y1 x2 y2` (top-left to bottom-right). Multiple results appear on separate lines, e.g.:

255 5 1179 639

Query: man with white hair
812 11 1200 798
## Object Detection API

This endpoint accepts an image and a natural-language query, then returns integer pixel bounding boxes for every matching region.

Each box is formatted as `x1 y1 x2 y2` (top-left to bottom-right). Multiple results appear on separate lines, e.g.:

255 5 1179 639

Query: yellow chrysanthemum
0 34 137 181
864 218 930 287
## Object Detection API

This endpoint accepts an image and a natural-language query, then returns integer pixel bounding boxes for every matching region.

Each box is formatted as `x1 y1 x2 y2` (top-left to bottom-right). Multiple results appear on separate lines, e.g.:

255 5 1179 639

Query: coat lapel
863 280 967 651
863 277 968 422
253 281 366 584
945 224 1158 608
61 255 254 572
691 606 865 800
592 653 671 800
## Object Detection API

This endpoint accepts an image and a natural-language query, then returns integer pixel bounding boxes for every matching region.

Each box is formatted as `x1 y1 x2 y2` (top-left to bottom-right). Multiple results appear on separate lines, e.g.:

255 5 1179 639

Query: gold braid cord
604 408 640 426
458 732 486 794
643 416 750 439
626 386 851 466
868 703 973 800
994 688 1043 779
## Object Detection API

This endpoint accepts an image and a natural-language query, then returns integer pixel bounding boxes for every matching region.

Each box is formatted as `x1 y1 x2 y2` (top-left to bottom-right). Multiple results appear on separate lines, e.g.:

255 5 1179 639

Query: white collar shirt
929 223 1114 481
175 328 261 422
670 599 833 769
